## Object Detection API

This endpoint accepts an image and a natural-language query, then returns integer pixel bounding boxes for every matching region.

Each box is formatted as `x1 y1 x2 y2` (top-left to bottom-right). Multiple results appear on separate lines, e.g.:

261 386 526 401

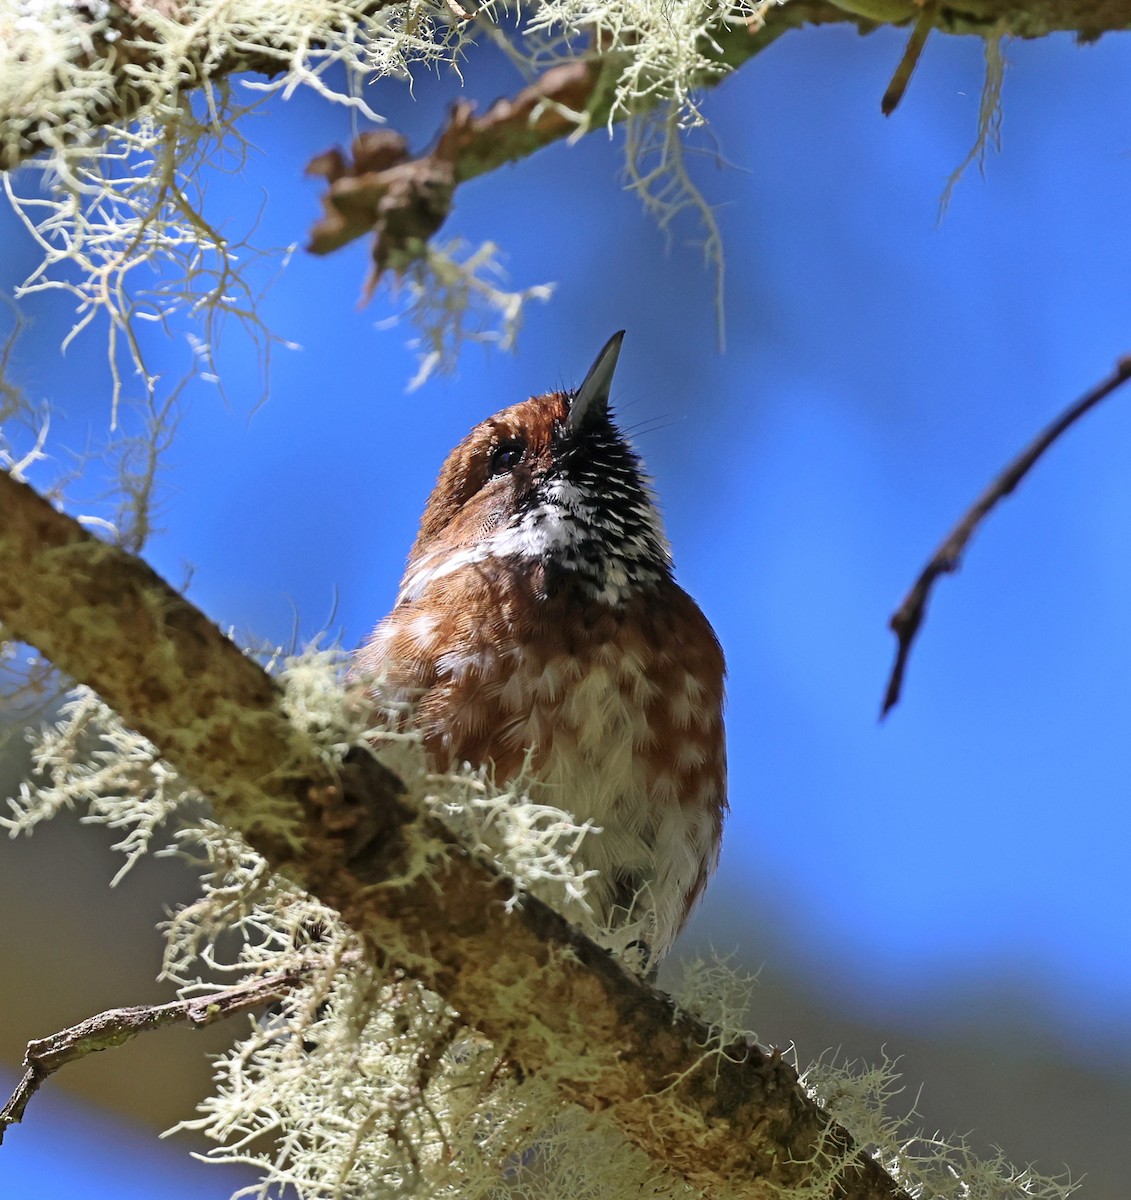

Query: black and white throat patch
516 419 673 604
396 416 673 608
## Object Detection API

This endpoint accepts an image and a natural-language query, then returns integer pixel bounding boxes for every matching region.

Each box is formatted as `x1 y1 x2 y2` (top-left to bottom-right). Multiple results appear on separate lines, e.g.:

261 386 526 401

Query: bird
358 332 726 971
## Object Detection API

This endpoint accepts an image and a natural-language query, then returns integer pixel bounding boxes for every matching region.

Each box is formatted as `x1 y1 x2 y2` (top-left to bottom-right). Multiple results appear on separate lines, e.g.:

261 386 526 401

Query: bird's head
397 332 674 607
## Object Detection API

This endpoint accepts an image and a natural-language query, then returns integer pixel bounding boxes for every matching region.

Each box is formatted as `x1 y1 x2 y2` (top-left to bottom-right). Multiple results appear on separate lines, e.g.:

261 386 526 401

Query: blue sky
0 1077 251 1199
3 19 1130 1196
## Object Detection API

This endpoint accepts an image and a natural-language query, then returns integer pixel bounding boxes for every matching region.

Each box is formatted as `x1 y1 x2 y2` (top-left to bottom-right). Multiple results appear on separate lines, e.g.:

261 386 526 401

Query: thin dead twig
0 968 306 1141
881 0 938 116
882 354 1131 717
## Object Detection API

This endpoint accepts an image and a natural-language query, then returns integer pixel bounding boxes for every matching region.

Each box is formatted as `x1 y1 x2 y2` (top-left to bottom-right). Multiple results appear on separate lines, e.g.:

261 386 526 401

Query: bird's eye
488 437 526 477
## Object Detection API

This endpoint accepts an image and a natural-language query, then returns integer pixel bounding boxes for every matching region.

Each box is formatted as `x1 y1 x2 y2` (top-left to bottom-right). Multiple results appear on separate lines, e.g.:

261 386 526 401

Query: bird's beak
569 331 625 432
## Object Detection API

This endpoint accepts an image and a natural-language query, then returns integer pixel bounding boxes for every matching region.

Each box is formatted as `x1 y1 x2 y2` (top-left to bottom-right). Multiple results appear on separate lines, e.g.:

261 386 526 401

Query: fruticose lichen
5 648 1077 1200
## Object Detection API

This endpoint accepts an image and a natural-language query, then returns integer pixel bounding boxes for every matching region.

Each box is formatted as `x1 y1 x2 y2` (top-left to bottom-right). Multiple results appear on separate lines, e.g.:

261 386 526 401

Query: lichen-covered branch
0 0 402 172
300 3 861 283
6 0 1128 391
7 0 1128 180
0 467 908 1198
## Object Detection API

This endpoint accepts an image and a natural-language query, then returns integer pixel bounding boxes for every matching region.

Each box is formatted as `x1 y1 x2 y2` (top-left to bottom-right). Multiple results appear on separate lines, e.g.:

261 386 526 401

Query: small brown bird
359 333 726 969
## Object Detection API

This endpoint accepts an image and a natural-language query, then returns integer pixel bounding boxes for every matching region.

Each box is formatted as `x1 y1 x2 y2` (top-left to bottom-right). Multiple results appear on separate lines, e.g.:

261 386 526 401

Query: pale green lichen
800 1051 1077 1200
0 0 737 410
3 686 203 882
4 648 1080 1200
623 109 726 339
939 27 1007 217
380 239 556 391
0 0 744 560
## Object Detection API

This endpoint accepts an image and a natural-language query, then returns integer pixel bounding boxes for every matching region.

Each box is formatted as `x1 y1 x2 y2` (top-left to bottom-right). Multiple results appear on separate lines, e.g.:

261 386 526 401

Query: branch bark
7 0 1131 296
6 0 1130 177
0 467 908 1198
302 4 851 275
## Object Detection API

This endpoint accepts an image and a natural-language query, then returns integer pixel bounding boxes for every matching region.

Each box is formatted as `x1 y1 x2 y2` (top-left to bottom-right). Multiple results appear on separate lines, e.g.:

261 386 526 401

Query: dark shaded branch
304 61 613 286
882 354 1131 716
11 0 1128 183
0 468 909 1198
0 969 307 1142
303 3 860 278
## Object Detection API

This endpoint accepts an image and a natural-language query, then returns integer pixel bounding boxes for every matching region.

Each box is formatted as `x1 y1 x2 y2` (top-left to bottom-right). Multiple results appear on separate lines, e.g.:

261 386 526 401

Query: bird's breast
360 565 726 959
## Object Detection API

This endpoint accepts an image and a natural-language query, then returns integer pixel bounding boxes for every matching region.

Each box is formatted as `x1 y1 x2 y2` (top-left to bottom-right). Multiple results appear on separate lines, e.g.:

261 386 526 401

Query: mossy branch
6 0 1124 181
301 5 848 274
0 466 909 1198
0 0 402 172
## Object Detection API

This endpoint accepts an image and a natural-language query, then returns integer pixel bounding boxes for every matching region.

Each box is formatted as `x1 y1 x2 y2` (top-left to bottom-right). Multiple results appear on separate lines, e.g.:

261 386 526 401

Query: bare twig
0 468 910 1198
882 355 1131 716
0 969 306 1142
881 1 938 116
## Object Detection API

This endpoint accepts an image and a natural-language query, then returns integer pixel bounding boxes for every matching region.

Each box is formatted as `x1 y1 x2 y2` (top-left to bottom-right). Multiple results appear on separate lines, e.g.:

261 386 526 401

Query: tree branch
8 0 1129 179
8 0 1130 298
0 468 908 1197
0 0 401 172
302 4 850 279
0 969 307 1142
881 354 1131 716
